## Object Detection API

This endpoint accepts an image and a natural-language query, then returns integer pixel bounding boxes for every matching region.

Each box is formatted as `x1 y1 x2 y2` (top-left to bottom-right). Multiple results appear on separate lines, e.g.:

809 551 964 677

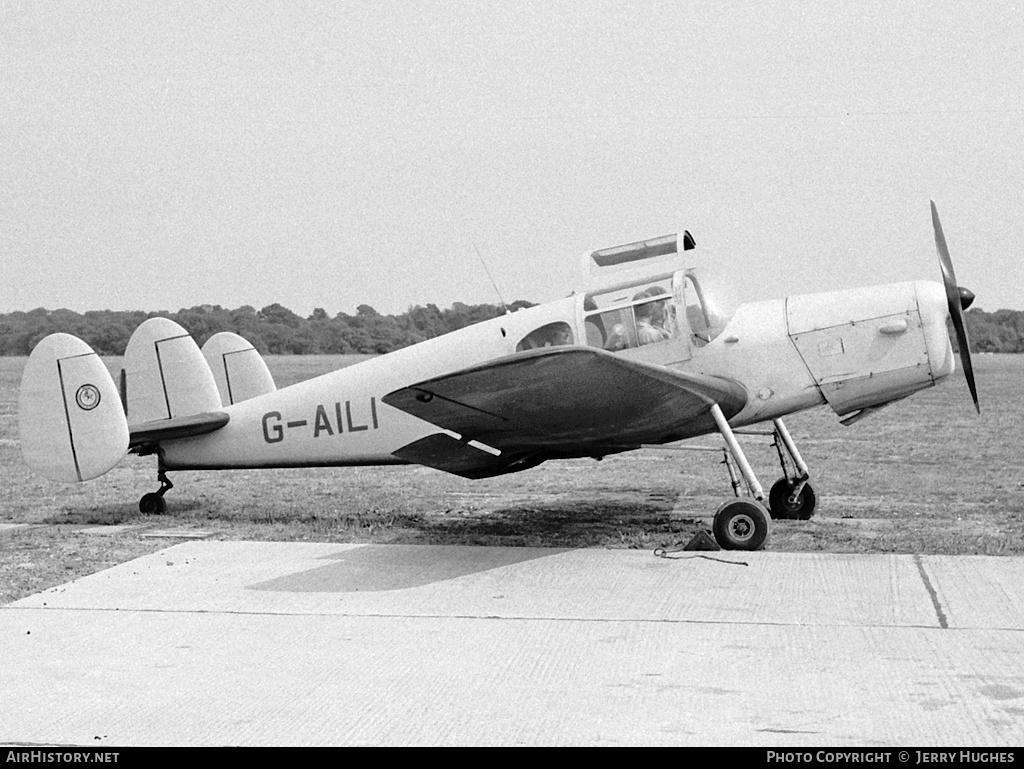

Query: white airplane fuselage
159 277 955 472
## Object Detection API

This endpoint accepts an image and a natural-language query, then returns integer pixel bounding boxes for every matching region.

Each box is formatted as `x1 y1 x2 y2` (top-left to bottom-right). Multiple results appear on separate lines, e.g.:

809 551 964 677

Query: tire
768 478 816 520
139 493 166 515
713 499 771 551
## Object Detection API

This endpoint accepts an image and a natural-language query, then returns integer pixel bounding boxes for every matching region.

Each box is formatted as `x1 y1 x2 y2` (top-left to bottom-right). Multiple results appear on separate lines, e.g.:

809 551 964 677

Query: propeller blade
931 200 979 413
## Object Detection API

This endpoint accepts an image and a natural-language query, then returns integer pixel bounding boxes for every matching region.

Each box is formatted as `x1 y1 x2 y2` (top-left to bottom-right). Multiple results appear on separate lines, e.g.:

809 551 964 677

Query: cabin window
584 282 676 351
516 321 574 352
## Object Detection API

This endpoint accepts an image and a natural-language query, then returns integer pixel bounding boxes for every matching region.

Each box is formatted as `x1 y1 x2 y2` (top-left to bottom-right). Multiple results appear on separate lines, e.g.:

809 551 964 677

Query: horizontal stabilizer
201 332 276 405
20 334 129 482
130 411 230 446
123 318 222 427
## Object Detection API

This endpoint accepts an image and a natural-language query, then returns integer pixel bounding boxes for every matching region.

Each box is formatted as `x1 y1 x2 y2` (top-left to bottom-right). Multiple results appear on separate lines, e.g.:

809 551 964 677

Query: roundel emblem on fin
75 383 101 411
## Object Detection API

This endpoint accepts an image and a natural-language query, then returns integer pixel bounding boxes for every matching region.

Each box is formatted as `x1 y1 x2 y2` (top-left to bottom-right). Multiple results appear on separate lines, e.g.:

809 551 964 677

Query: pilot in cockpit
635 288 671 345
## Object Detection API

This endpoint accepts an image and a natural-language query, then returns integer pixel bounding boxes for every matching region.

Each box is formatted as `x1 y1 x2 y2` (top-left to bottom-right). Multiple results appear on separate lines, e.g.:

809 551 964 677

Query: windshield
582 269 736 350
685 268 736 342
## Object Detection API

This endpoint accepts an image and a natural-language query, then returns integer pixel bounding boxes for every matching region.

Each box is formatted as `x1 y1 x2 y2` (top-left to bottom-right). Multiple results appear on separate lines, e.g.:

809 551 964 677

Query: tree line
0 301 536 356
1 302 1022 356
962 308 1024 354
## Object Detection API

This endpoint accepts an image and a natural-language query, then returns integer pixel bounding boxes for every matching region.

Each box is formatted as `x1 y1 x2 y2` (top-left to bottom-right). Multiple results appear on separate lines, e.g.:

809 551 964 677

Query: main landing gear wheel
768 478 816 520
139 492 166 515
713 499 771 551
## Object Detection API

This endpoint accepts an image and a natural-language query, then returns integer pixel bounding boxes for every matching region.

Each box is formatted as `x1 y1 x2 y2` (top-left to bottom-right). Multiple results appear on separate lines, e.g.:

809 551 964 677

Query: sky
1 0 1022 318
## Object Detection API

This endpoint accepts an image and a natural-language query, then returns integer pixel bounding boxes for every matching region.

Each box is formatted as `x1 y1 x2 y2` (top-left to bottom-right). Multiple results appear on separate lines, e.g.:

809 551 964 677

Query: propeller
931 200 980 413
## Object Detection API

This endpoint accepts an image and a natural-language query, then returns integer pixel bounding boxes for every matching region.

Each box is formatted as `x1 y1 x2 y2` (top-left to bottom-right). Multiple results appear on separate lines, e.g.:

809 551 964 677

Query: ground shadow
250 543 573 593
408 499 704 549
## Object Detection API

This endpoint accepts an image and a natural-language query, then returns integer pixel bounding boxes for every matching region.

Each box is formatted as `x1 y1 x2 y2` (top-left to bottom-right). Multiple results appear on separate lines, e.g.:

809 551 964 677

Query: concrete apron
2 542 1023 746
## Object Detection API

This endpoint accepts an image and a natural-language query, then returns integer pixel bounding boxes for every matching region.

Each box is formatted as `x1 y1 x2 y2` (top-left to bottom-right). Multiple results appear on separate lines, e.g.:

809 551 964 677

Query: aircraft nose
914 280 956 379
958 286 975 310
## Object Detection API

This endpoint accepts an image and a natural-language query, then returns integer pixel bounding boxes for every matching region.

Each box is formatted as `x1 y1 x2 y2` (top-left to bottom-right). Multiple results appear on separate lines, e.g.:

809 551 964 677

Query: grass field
2 353 1022 603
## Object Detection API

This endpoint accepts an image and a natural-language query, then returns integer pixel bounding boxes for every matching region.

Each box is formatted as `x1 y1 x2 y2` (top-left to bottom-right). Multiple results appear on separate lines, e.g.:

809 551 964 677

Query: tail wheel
713 499 771 551
768 478 816 520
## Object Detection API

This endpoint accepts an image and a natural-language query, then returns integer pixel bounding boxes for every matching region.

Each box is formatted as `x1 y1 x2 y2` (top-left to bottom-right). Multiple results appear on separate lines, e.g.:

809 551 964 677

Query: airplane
17 201 978 551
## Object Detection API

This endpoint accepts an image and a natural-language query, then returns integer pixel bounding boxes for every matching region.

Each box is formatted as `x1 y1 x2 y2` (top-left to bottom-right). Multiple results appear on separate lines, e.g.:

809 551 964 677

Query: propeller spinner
931 200 980 413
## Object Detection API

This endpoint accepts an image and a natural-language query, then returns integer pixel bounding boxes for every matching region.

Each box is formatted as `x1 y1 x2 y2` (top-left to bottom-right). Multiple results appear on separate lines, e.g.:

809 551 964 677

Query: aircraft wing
384 346 747 478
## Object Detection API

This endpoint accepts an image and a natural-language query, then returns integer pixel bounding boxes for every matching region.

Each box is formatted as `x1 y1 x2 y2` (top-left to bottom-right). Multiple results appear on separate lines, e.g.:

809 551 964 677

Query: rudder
201 332 276 405
20 334 129 482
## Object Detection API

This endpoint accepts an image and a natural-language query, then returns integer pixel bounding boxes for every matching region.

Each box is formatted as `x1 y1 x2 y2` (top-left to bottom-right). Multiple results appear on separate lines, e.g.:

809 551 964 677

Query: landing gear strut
650 412 816 549
766 418 816 520
709 404 771 551
139 452 172 514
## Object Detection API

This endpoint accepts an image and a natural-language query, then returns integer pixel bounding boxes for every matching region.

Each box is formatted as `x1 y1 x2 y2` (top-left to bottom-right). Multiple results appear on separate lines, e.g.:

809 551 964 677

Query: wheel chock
684 529 721 551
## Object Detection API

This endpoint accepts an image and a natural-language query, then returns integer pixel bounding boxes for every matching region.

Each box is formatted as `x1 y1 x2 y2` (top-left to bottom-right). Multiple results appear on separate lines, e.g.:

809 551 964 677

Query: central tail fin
122 317 222 427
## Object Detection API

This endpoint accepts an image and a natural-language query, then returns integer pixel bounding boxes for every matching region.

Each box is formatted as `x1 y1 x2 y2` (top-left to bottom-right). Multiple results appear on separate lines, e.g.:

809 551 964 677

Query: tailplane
19 334 129 482
21 319 265 485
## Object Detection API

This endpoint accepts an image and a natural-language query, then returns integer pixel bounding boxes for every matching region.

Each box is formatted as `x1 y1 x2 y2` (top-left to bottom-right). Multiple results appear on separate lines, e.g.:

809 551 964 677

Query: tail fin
201 332 276 406
20 334 129 482
122 318 221 427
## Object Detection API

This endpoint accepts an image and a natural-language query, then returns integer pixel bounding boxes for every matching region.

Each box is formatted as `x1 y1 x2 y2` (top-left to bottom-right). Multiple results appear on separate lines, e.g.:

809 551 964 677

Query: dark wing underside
384 346 747 478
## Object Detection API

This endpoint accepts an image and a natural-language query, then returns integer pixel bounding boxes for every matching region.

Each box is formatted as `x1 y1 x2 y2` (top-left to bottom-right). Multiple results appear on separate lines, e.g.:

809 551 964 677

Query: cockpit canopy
510 231 735 360
584 276 675 351
583 269 730 353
